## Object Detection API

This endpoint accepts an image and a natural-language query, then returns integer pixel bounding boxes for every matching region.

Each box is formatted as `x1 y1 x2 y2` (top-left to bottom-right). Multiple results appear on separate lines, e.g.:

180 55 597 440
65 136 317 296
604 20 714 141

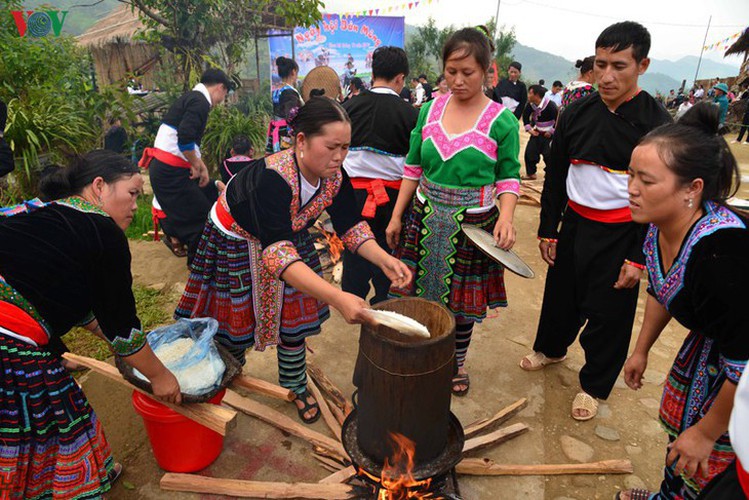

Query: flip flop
614 488 652 500
293 389 321 424
108 462 123 485
571 392 598 421
519 351 566 371
452 373 470 397
162 235 187 258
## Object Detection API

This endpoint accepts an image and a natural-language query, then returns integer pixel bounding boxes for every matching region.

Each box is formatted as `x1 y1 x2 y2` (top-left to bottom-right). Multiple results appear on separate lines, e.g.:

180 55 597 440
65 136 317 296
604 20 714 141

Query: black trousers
524 135 551 176
533 209 640 399
149 158 218 264
341 186 399 305
737 108 749 142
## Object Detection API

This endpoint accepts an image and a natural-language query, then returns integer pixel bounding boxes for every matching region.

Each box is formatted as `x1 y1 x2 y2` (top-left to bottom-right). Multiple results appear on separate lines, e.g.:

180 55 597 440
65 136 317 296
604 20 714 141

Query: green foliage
201 105 267 171
128 0 325 88
125 194 156 241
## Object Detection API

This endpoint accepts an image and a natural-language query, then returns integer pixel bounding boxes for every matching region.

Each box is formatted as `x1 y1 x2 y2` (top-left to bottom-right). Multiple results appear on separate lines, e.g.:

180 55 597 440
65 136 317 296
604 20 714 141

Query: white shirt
414 83 425 106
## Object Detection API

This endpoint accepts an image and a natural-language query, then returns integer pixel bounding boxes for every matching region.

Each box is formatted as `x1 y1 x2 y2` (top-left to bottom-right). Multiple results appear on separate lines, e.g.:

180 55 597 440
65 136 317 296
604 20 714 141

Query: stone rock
594 425 621 441
640 419 663 437
557 371 575 388
624 475 648 490
560 435 595 463
639 398 660 410
625 445 642 456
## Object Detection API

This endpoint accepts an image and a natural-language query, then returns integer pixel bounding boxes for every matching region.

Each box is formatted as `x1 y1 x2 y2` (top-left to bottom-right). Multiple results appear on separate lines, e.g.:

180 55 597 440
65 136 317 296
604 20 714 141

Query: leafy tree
120 0 325 89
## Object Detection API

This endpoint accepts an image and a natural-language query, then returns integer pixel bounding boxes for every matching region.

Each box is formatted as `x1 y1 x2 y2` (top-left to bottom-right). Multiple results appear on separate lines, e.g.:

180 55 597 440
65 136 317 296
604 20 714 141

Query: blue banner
269 15 406 90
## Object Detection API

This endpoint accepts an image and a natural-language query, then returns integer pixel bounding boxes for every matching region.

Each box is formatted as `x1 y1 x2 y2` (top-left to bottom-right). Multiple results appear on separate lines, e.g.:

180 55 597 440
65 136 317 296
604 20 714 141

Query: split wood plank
313 445 351 465
230 374 295 402
463 398 528 438
319 465 357 484
307 363 353 416
160 473 362 499
329 403 347 426
62 353 236 436
222 389 347 461
456 458 633 476
308 378 343 441
462 422 529 454
313 454 346 471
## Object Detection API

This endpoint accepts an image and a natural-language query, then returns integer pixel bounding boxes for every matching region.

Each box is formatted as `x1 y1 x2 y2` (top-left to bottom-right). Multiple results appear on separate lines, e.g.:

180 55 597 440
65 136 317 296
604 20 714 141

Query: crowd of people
1 16 748 500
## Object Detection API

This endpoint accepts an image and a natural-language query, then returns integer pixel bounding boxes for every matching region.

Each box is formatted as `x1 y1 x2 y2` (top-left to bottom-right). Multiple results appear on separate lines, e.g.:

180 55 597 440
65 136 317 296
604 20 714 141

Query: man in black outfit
492 61 527 120
522 84 558 180
419 74 434 102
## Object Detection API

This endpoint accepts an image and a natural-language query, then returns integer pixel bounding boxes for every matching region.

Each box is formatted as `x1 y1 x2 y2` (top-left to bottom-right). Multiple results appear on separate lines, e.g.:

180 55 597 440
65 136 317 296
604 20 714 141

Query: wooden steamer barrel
353 297 455 464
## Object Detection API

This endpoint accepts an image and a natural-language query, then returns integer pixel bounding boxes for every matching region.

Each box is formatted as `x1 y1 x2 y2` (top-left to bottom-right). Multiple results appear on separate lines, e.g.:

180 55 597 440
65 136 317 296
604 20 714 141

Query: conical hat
302 66 342 102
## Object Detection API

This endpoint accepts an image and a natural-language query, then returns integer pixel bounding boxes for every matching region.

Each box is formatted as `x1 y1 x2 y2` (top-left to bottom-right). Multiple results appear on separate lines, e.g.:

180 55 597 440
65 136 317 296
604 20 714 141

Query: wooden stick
222 389 347 461
319 465 357 484
314 455 345 473
62 353 236 436
462 423 529 454
329 403 347 426
463 398 528 438
456 458 634 476
308 378 343 441
306 363 353 416
313 445 351 465
160 473 363 499
230 374 295 402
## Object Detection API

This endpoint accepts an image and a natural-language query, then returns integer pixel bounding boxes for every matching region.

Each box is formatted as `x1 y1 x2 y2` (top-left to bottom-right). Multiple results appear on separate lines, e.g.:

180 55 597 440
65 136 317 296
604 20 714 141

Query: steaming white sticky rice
366 310 431 338
135 337 224 395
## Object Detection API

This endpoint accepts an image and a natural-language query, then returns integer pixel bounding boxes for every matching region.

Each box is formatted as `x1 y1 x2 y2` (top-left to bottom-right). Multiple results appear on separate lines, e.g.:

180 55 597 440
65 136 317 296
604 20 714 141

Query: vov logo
11 10 69 37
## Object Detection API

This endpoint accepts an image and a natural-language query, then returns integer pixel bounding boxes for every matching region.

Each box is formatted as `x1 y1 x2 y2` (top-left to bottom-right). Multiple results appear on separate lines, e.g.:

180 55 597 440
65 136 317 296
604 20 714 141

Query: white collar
370 87 399 97
193 83 212 106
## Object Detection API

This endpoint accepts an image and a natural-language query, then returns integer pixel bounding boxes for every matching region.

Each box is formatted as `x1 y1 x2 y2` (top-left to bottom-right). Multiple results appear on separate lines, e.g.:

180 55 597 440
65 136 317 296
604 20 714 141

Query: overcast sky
321 0 748 67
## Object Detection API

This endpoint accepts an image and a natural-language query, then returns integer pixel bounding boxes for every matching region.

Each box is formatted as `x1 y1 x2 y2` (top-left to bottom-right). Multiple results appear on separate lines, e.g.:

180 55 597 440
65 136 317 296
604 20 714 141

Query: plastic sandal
614 488 652 500
452 373 470 397
519 351 566 371
571 392 598 421
108 462 123 485
293 389 321 424
162 235 187 258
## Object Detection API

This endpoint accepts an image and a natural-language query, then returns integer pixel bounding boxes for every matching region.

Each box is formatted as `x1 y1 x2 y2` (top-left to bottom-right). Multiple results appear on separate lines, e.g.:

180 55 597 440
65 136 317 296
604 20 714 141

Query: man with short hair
522 85 558 180
419 74 434 102
549 80 564 107
140 68 231 264
520 21 672 422
342 47 419 304
492 61 527 120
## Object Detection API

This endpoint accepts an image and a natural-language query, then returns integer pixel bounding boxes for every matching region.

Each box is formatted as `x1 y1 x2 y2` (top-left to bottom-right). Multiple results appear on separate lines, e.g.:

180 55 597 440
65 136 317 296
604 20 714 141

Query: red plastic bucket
132 389 226 472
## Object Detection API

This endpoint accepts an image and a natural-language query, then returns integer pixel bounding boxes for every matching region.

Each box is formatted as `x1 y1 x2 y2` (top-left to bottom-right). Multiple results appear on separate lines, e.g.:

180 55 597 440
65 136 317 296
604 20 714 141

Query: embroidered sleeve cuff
111 328 148 357
721 355 746 383
403 164 423 181
341 220 375 253
496 179 520 197
262 240 302 278
178 141 196 152
624 259 646 270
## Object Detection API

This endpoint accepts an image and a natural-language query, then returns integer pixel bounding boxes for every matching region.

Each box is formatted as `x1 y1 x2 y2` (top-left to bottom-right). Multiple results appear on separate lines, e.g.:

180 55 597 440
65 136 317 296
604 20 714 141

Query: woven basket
302 66 343 102
115 341 242 404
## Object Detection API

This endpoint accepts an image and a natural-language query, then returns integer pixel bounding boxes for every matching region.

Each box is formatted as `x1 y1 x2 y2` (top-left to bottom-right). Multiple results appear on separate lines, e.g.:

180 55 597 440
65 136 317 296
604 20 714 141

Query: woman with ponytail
560 55 596 113
620 102 748 499
266 56 303 154
176 97 411 424
0 150 181 498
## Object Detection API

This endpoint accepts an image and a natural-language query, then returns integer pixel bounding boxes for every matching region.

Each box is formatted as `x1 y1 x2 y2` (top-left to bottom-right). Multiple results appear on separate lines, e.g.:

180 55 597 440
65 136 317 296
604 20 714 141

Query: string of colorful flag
335 0 439 18
702 27 747 52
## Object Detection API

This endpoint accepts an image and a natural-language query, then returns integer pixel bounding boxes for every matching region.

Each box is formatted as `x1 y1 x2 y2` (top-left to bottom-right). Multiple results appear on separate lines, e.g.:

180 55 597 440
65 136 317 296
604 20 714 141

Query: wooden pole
222 389 347 461
457 458 634 476
308 378 343 441
463 398 528 438
62 353 236 436
319 465 357 484
462 423 529 454
160 473 364 499
306 363 353 416
231 374 295 402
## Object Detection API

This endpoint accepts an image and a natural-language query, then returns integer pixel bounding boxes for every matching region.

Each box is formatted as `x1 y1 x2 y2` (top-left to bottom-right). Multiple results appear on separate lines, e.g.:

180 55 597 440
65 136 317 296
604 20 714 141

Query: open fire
359 433 436 499
315 221 345 264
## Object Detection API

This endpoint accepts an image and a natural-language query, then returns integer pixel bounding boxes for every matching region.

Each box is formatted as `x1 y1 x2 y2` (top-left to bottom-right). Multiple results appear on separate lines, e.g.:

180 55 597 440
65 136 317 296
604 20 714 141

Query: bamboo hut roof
725 28 749 57
77 4 294 48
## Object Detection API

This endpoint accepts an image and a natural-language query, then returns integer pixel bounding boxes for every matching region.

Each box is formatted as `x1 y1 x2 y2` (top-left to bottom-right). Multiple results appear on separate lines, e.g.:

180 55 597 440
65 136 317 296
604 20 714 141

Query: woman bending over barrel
386 28 521 396
0 150 181 498
175 97 411 424
620 103 748 499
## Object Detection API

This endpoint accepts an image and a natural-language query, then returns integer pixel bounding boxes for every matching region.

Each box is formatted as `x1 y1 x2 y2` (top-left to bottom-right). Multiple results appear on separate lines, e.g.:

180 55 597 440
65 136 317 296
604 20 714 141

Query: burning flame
315 222 345 264
360 432 433 499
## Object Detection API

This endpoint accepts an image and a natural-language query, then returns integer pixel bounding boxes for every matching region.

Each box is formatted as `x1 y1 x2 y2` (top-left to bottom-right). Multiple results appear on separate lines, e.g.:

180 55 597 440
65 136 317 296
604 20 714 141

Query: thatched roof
77 4 294 48
725 28 749 57
76 5 144 48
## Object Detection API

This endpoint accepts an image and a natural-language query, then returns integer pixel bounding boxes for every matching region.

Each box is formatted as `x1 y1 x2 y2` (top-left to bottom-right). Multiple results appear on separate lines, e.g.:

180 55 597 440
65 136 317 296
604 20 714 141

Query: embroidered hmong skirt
389 179 507 321
0 335 114 499
655 330 739 498
175 219 329 362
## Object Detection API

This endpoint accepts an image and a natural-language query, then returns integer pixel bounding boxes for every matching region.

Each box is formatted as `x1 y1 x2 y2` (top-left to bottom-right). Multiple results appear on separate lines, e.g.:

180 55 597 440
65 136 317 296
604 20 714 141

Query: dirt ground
82 136 749 500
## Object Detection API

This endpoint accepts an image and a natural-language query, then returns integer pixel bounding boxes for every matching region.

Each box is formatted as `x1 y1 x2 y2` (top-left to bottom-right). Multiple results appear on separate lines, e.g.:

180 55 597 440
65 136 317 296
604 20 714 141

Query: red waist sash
738 458 749 497
139 147 191 170
350 177 402 218
568 200 632 224
0 299 48 346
